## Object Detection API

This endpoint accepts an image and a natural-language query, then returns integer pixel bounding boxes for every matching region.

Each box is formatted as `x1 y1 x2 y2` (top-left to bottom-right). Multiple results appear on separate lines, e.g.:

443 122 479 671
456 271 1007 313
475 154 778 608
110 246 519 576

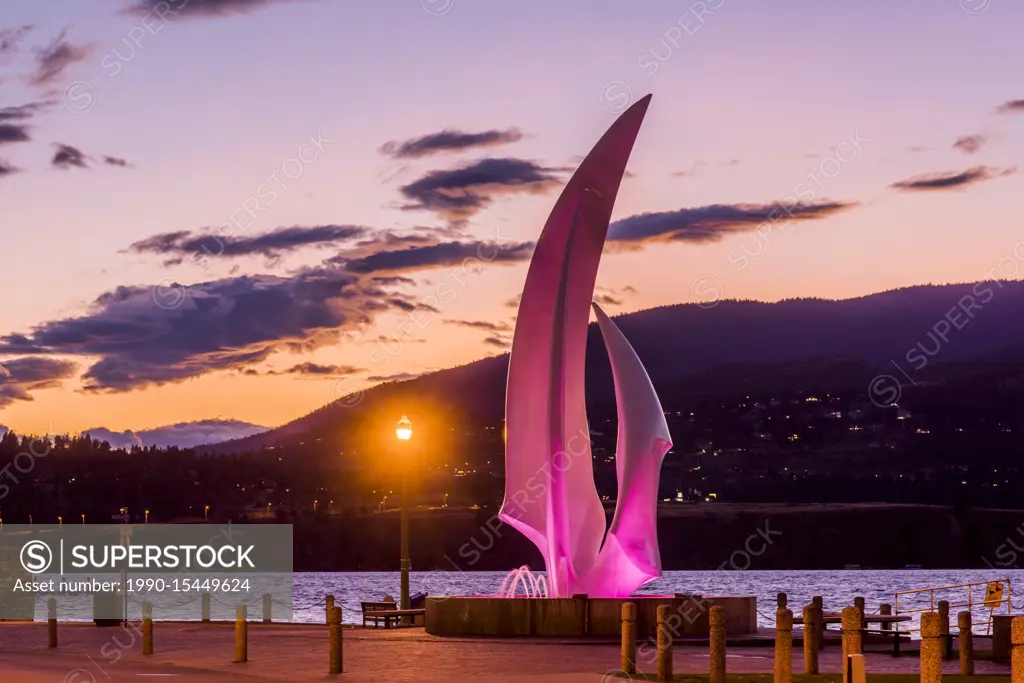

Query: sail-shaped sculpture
500 94 669 598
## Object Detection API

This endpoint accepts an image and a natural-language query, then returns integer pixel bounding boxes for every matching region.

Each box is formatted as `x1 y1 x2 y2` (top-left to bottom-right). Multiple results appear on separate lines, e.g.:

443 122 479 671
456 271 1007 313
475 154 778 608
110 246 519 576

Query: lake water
28 569 1024 634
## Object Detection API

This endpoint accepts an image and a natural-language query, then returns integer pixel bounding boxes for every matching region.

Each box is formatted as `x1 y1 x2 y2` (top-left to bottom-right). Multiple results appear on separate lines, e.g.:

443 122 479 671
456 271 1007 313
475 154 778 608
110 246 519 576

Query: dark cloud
607 201 856 244
126 225 369 262
381 128 523 159
0 124 31 145
483 336 511 348
333 239 534 274
0 25 32 57
367 372 421 382
444 319 512 332
103 156 132 167
274 362 361 376
890 166 1017 192
399 157 562 220
0 159 18 176
0 357 77 408
952 135 986 155
0 268 427 392
31 29 92 86
996 100 1024 114
52 143 89 169
0 100 52 147
126 0 306 19
594 293 622 306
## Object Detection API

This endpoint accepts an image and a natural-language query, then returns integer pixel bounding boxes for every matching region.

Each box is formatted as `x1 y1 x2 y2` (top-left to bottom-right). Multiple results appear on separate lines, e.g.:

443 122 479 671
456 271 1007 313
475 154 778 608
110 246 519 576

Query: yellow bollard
777 592 788 610
803 604 820 674
326 594 335 624
235 604 247 663
920 612 943 683
142 602 153 655
328 605 343 674
656 604 673 683
841 607 863 683
938 600 951 660
775 608 793 683
812 596 825 649
1011 617 1024 683
621 602 637 674
880 603 892 631
47 598 57 648
710 605 726 683
958 611 973 675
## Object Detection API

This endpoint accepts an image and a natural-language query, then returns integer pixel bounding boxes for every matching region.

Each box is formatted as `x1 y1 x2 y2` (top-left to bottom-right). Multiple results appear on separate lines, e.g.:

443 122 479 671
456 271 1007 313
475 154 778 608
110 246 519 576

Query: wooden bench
361 602 426 628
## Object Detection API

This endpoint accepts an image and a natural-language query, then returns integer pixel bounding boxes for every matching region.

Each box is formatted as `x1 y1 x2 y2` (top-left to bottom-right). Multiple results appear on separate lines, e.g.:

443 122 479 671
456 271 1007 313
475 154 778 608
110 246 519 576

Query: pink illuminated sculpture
499 94 672 598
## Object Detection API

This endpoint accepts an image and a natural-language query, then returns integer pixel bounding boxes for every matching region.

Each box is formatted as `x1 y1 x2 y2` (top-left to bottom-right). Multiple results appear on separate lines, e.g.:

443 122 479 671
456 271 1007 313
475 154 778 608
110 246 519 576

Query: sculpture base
425 594 756 637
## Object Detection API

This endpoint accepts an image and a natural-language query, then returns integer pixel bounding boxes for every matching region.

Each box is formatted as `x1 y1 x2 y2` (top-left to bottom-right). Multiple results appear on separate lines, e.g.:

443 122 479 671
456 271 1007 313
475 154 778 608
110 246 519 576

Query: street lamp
145 510 149 524
204 505 209 521
313 499 318 513
81 514 85 524
396 415 412 620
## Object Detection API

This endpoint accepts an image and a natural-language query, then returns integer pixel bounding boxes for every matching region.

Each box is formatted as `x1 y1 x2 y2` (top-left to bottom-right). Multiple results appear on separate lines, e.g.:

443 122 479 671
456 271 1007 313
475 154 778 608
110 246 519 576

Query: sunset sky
1 0 1023 437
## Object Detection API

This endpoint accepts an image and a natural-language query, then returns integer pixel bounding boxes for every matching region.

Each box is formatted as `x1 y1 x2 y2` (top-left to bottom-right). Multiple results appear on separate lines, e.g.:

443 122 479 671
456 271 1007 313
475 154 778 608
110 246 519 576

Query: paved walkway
0 623 1012 682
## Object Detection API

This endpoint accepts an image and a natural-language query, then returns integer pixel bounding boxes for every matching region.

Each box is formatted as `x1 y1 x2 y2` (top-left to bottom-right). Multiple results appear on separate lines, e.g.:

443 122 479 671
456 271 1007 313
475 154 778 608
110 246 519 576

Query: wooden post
328 605 343 674
46 598 57 648
657 604 672 683
812 596 825 648
262 594 272 623
846 653 867 683
803 604 820 674
142 602 153 655
921 612 943 683
710 605 726 683
775 608 793 683
621 602 637 675
880 603 892 631
938 600 951 660
854 596 866 625
326 594 335 624
841 606 863 683
1011 617 1024 683
234 604 247 663
958 611 974 675
777 592 788 610
201 592 211 623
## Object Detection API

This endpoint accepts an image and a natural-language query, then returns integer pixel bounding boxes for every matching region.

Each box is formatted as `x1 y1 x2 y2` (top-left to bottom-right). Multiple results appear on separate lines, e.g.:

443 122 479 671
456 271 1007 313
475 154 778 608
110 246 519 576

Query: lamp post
204 505 209 521
145 509 149 524
395 415 412 619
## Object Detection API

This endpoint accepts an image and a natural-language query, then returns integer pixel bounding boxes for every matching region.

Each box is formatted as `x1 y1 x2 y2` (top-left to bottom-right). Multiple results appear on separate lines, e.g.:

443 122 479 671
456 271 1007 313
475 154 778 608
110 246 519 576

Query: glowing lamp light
396 415 413 441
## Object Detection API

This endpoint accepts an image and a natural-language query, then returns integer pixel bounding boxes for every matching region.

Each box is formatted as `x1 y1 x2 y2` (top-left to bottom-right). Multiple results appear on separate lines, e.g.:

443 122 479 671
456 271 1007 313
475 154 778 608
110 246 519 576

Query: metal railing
894 578 1011 635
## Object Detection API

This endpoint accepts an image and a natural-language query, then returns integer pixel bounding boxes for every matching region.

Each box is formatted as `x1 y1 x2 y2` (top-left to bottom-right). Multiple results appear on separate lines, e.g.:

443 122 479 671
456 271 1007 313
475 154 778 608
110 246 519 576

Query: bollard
958 611 973 675
775 608 793 683
262 594 272 624
777 592 788 609
328 605 343 674
803 604 820 674
142 602 153 655
841 606 863 683
202 592 211 623
326 594 335 624
710 605 726 683
621 602 637 675
854 596 866 625
47 598 57 648
921 612 943 683
1012 617 1024 683
235 604 247 663
880 603 892 631
846 653 867 683
812 596 825 649
657 604 672 683
938 600 951 660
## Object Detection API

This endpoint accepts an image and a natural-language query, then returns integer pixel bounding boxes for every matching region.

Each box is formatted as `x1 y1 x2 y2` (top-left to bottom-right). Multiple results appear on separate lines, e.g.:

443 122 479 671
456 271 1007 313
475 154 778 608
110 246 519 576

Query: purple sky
0 0 1022 435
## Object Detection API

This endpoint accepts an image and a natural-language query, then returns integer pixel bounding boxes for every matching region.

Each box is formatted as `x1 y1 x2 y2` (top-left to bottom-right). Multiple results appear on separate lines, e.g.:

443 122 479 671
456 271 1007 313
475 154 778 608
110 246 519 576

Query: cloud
0 356 78 408
607 201 856 244
31 29 92 86
85 419 267 449
890 165 1017 192
0 25 32 58
0 267 428 393
0 124 31 145
126 224 369 262
906 145 929 153
366 371 421 382
126 0 307 19
0 159 19 176
0 100 53 147
483 336 511 348
272 362 361 376
952 135 986 155
996 100 1024 114
444 319 512 332
380 128 523 159
52 143 89 169
103 155 132 167
332 239 535 274
399 157 562 220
